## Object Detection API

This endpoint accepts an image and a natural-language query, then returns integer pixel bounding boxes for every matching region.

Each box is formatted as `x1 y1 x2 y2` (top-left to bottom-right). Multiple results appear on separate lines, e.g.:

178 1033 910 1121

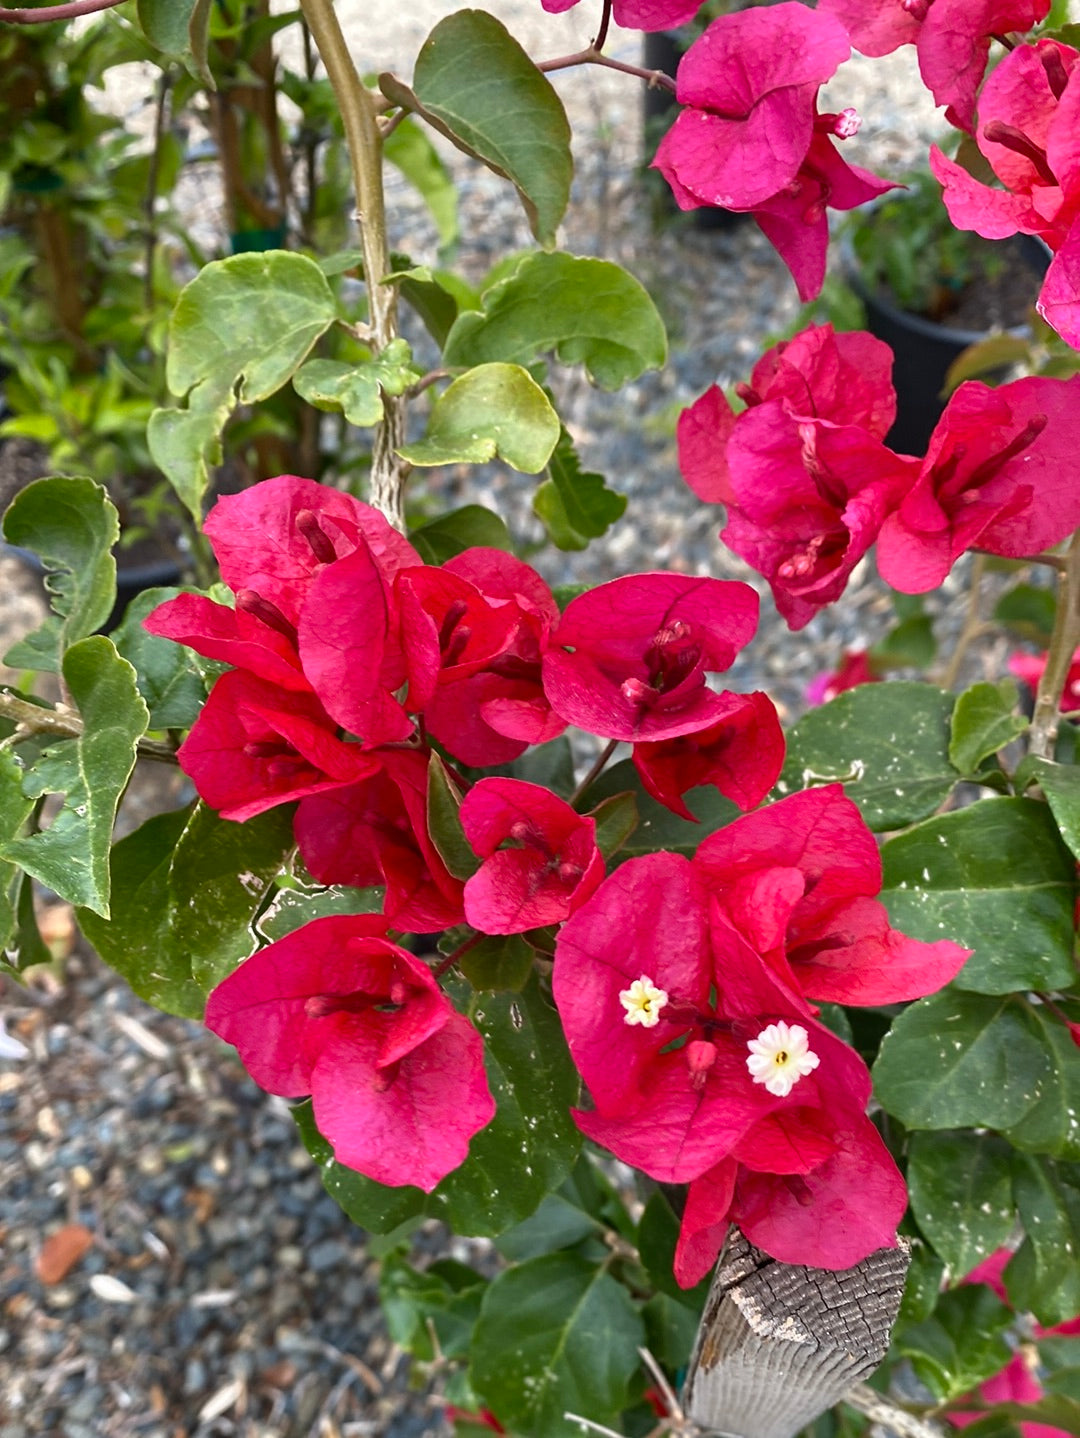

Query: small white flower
619 976 669 1028
746 1020 819 1097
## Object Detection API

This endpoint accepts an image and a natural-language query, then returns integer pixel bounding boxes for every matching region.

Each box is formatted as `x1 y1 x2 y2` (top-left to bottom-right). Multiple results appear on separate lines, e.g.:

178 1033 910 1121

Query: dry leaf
36 1223 94 1284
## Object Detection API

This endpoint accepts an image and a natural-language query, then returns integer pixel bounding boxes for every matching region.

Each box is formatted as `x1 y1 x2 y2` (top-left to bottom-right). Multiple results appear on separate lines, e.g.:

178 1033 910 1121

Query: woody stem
1030 528 1080 760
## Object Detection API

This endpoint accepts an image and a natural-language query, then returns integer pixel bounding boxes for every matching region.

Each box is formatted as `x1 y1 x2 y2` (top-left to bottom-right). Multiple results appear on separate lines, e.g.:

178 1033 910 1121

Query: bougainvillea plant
2 0 1080 1435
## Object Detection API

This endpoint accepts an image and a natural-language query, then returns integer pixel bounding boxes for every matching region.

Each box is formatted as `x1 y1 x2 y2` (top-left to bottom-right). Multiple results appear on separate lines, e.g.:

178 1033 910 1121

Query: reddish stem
0 0 125 21
538 45 677 93
593 0 613 53
433 931 484 980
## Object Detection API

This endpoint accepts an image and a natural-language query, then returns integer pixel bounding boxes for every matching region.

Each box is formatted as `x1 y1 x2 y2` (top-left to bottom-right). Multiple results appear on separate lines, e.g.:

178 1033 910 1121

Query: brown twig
0 690 179 765
1030 528 1080 759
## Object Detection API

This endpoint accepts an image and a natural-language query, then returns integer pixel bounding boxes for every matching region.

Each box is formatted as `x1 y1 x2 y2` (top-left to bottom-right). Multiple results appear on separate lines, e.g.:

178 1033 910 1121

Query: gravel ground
0 8 966 1436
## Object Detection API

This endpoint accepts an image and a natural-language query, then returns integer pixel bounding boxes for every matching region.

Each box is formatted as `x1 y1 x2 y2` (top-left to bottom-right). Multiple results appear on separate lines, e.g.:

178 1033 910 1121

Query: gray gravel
0 8 963 1435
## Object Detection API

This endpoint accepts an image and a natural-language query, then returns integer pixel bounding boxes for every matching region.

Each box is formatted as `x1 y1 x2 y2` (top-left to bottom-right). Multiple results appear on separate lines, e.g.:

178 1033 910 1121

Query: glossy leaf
397 363 560 472
534 430 627 551
881 798 1077 994
292 341 422 428
409 505 515 565
589 792 638 861
1006 1159 1080 1327
897 1237 947 1327
2 478 119 672
79 802 293 1015
380 1253 485 1362
427 753 479 881
1018 757 1080 862
777 682 957 832
444 252 667 391
379 11 571 247
582 758 738 860
2 639 147 916
0 749 32 953
254 882 384 943
383 117 459 251
111 588 219 730
949 681 1028 774
136 0 213 85
471 1252 644 1437
156 253 338 520
873 991 1053 1131
999 1005 1080 1161
895 1285 1014 1401
458 933 535 991
907 1131 1017 1279
637 1190 713 1306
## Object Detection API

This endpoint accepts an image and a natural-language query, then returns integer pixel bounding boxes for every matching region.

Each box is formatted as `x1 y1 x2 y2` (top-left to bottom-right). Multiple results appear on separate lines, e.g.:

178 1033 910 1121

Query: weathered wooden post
680 1229 928 1438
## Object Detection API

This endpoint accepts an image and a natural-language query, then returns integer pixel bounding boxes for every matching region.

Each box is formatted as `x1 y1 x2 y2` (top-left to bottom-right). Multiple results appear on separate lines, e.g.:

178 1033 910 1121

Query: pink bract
876 375 1080 592
460 778 604 934
204 915 494 1192
540 0 703 29
294 748 466 932
694 786 971 1006
806 649 880 706
930 39 1080 344
1009 645 1080 710
541 572 759 741
819 0 1050 131
174 669 378 822
631 690 785 820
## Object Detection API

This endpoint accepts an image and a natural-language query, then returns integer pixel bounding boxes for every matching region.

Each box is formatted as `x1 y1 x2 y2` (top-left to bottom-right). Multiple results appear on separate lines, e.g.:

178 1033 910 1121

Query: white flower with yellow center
619 975 669 1028
746 1021 819 1097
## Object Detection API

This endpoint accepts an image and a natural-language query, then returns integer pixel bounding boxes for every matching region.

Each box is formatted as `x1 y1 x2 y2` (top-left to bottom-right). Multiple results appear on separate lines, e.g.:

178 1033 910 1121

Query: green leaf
589 792 638 861
534 429 627 551
397 363 560 472
471 1252 645 1437
427 753 479 881
907 1131 1017 1279
395 266 477 349
296 978 582 1237
637 1190 713 1306
896 1236 947 1327
254 882 384 943
159 253 338 520
380 1253 486 1362
409 505 515 565
1017 757 1080 862
999 1005 1080 1161
777 681 957 831
880 798 1077 994
508 737 576 798
870 613 937 670
1006 1159 1080 1327
2 639 147 916
458 932 535 991
443 252 667 390
2 477 119 672
944 332 1033 391
78 802 293 1015
949 680 1028 774
292 341 423 428
383 117 459 251
497 1155 630 1263
895 1285 1014 1400
582 758 739 859
959 1397 1080 1438
994 583 1057 645
136 0 213 86
643 1292 701 1373
873 990 1054 1130
147 383 231 528
0 749 33 952
379 11 571 247
110 588 217 730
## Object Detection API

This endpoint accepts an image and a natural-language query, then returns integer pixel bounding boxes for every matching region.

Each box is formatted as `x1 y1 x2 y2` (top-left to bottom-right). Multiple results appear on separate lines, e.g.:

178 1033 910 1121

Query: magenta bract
204 916 495 1192
460 777 604 934
540 0 704 29
542 572 759 741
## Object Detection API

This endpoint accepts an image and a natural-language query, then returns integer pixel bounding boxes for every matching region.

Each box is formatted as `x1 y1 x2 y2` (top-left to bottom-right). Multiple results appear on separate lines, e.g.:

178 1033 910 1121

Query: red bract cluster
146 476 790 1194
679 325 1080 628
204 915 495 1191
930 36 1080 347
653 4 895 300
540 0 703 27
553 786 970 1286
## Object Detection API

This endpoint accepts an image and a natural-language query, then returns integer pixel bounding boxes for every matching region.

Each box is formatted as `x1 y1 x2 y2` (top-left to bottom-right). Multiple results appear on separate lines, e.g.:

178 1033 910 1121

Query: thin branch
570 738 618 806
844 1383 947 1438
432 930 484 980
0 690 180 765
300 0 408 532
940 553 987 691
593 0 613 54
1030 527 1080 759
0 0 124 20
538 46 677 92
